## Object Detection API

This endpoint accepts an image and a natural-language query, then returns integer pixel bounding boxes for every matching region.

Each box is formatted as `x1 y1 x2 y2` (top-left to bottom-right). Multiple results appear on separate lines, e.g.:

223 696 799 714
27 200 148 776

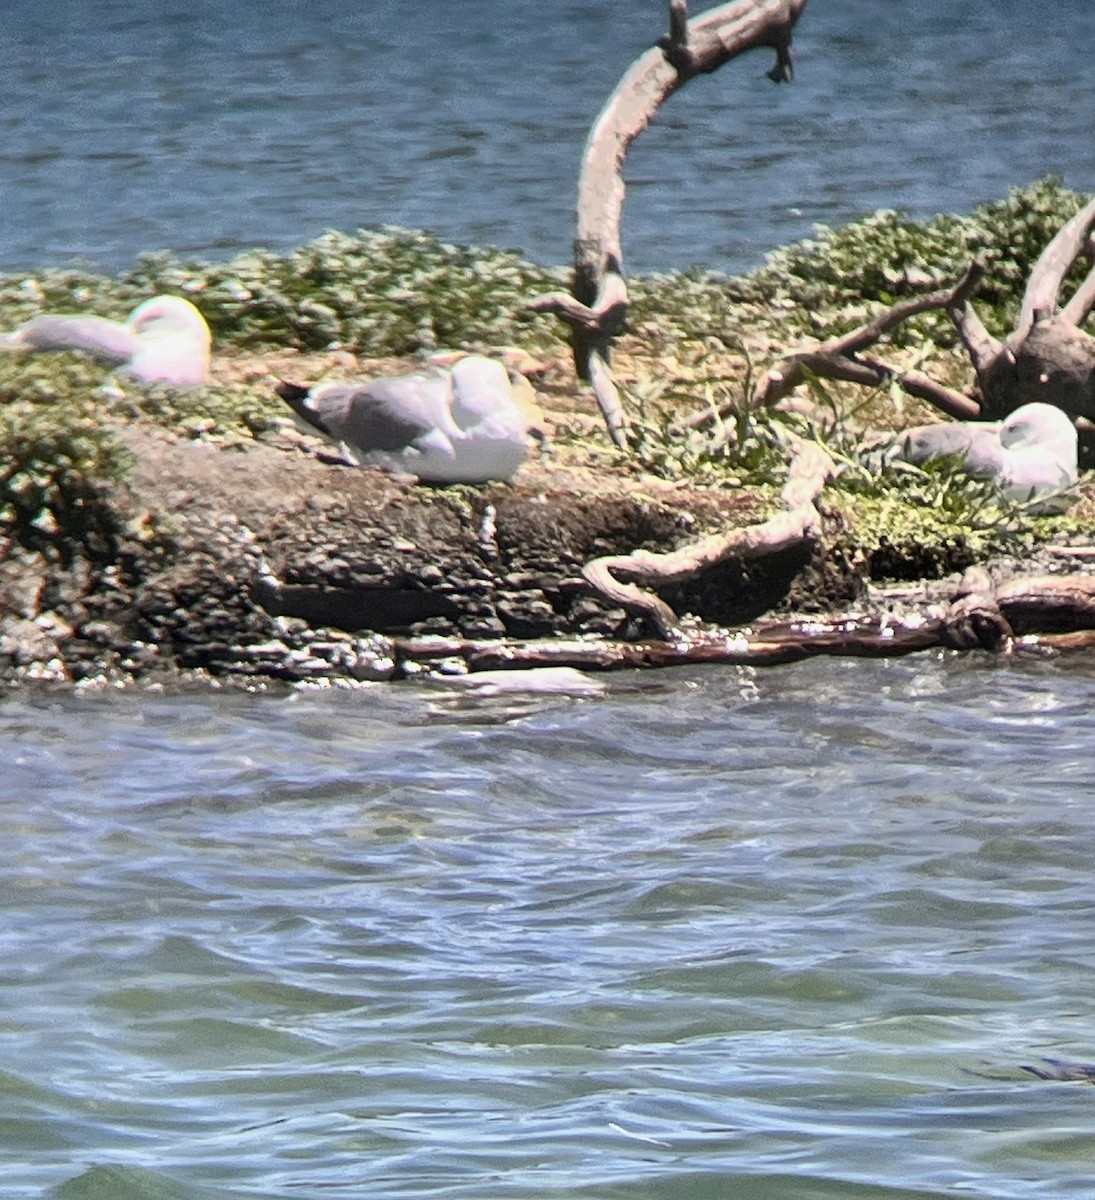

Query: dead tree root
579 434 832 638
393 568 1095 674
530 0 809 446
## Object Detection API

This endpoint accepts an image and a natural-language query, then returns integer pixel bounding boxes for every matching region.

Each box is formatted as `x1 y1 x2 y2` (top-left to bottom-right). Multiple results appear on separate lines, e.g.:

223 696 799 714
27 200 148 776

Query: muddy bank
6 184 1095 689
0 419 775 687
3 409 1095 690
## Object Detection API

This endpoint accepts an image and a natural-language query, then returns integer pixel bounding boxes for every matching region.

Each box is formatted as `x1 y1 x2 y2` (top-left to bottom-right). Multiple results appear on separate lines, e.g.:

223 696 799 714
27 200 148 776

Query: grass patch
0 177 1089 571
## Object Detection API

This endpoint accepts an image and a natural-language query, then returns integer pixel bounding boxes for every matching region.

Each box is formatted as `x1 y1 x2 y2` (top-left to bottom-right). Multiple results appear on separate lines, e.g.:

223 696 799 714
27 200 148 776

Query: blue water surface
1 0 1093 272
3 656 1095 1197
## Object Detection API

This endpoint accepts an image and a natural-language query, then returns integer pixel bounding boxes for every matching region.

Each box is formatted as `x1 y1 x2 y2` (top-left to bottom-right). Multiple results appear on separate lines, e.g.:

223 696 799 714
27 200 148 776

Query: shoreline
3 183 1095 690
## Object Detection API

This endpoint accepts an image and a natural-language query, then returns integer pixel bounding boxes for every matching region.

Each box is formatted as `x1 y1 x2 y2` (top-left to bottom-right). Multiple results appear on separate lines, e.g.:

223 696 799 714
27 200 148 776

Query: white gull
274 354 542 484
888 402 1078 509
0 295 211 387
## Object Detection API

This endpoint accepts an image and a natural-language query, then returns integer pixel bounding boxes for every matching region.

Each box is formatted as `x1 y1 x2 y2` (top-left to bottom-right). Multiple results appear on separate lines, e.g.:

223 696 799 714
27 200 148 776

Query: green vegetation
0 177 1088 575
743 175 1090 342
0 177 1084 358
826 449 1070 582
0 357 133 564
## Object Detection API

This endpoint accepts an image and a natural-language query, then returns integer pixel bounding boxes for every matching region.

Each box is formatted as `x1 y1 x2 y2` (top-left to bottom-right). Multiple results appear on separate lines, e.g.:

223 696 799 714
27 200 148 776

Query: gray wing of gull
7 315 136 364
280 372 457 455
340 375 454 450
894 421 1004 476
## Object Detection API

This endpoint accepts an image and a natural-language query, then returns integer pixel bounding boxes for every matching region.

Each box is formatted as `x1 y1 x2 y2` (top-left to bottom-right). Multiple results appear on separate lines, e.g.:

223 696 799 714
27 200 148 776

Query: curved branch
1059 260 1095 328
581 434 832 638
1014 195 1095 344
575 0 807 294
682 262 986 436
530 0 809 447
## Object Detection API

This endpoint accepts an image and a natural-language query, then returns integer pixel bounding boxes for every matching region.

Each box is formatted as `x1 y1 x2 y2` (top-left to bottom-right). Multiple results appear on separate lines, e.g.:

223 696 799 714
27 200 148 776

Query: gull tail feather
274 380 337 441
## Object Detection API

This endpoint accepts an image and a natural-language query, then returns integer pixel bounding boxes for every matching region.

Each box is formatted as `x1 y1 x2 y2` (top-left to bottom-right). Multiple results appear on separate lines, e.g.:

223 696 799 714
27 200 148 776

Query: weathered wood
580 433 831 638
997 573 1095 633
533 0 809 446
831 261 986 358
940 567 1012 650
957 197 1095 420
1059 260 1095 327
1014 195 1095 345
388 568 1095 675
948 297 1006 383
575 0 807 297
685 262 986 438
1003 316 1095 418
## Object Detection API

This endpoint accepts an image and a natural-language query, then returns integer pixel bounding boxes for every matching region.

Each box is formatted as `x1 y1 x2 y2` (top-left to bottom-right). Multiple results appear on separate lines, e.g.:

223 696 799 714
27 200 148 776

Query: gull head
999 402 1076 463
125 296 211 386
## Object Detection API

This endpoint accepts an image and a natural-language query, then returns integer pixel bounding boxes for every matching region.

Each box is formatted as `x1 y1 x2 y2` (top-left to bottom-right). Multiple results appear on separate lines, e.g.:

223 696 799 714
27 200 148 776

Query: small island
2 174 1095 689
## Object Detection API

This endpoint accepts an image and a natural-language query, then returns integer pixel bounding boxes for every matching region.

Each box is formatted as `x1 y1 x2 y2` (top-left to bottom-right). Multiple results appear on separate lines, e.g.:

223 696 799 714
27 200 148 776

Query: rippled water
2 0 1095 273
5 654 1095 1197
6 7 1095 1195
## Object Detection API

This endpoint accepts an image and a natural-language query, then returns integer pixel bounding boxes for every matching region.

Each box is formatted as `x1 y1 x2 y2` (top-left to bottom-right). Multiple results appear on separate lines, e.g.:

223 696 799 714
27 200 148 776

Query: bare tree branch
948 298 1005 380
574 0 807 305
580 434 831 638
682 262 987 437
1059 260 1095 328
1014 195 1095 344
530 0 809 447
830 260 985 357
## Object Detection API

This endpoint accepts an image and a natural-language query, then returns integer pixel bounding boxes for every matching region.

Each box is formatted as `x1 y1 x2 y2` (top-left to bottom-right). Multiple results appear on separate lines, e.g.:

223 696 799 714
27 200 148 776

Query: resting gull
889 401 1078 508
274 354 541 484
0 295 211 387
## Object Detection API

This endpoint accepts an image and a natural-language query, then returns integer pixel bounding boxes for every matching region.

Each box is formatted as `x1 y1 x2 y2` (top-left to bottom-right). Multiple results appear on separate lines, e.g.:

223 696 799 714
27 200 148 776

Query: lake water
5 654 1095 1198
4 4 1095 1196
2 0 1094 274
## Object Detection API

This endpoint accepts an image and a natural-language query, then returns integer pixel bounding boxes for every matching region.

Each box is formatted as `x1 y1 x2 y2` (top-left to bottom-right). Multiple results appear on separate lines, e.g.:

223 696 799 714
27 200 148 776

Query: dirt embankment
2 408 826 687
3 345 1095 690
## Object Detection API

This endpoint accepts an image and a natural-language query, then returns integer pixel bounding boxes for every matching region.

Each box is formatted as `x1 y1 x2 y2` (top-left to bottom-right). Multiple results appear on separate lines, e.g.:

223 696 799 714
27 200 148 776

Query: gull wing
276 373 457 456
895 421 1004 476
5 315 136 364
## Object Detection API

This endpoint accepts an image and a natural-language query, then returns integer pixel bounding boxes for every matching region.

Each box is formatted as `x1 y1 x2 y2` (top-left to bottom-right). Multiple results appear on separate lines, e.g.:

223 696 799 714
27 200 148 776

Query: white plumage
0 295 211 387
888 402 1078 508
275 355 542 484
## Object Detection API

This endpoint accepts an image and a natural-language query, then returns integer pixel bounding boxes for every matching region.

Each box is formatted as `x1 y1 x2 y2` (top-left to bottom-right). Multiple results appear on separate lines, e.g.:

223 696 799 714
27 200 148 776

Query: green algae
0 357 132 564
126 381 285 445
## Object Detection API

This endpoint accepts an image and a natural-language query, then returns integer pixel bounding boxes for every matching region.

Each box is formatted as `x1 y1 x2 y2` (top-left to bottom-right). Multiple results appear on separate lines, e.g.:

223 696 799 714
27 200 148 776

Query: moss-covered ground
2 176 1094 586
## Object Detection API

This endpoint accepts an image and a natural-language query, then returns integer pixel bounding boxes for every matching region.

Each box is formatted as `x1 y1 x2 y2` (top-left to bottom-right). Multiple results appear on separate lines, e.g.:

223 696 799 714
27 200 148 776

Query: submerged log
392 574 1095 673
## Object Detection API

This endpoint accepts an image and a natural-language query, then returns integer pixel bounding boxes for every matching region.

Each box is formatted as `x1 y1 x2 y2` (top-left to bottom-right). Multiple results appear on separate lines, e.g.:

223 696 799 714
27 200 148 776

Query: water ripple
2 656 1095 1195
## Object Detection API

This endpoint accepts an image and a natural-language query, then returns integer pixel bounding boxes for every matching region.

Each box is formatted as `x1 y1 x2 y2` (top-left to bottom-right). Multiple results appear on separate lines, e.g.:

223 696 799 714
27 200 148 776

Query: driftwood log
524 1 1095 653
581 432 831 638
530 0 808 448
393 570 1095 673
956 195 1095 420
685 196 1095 433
